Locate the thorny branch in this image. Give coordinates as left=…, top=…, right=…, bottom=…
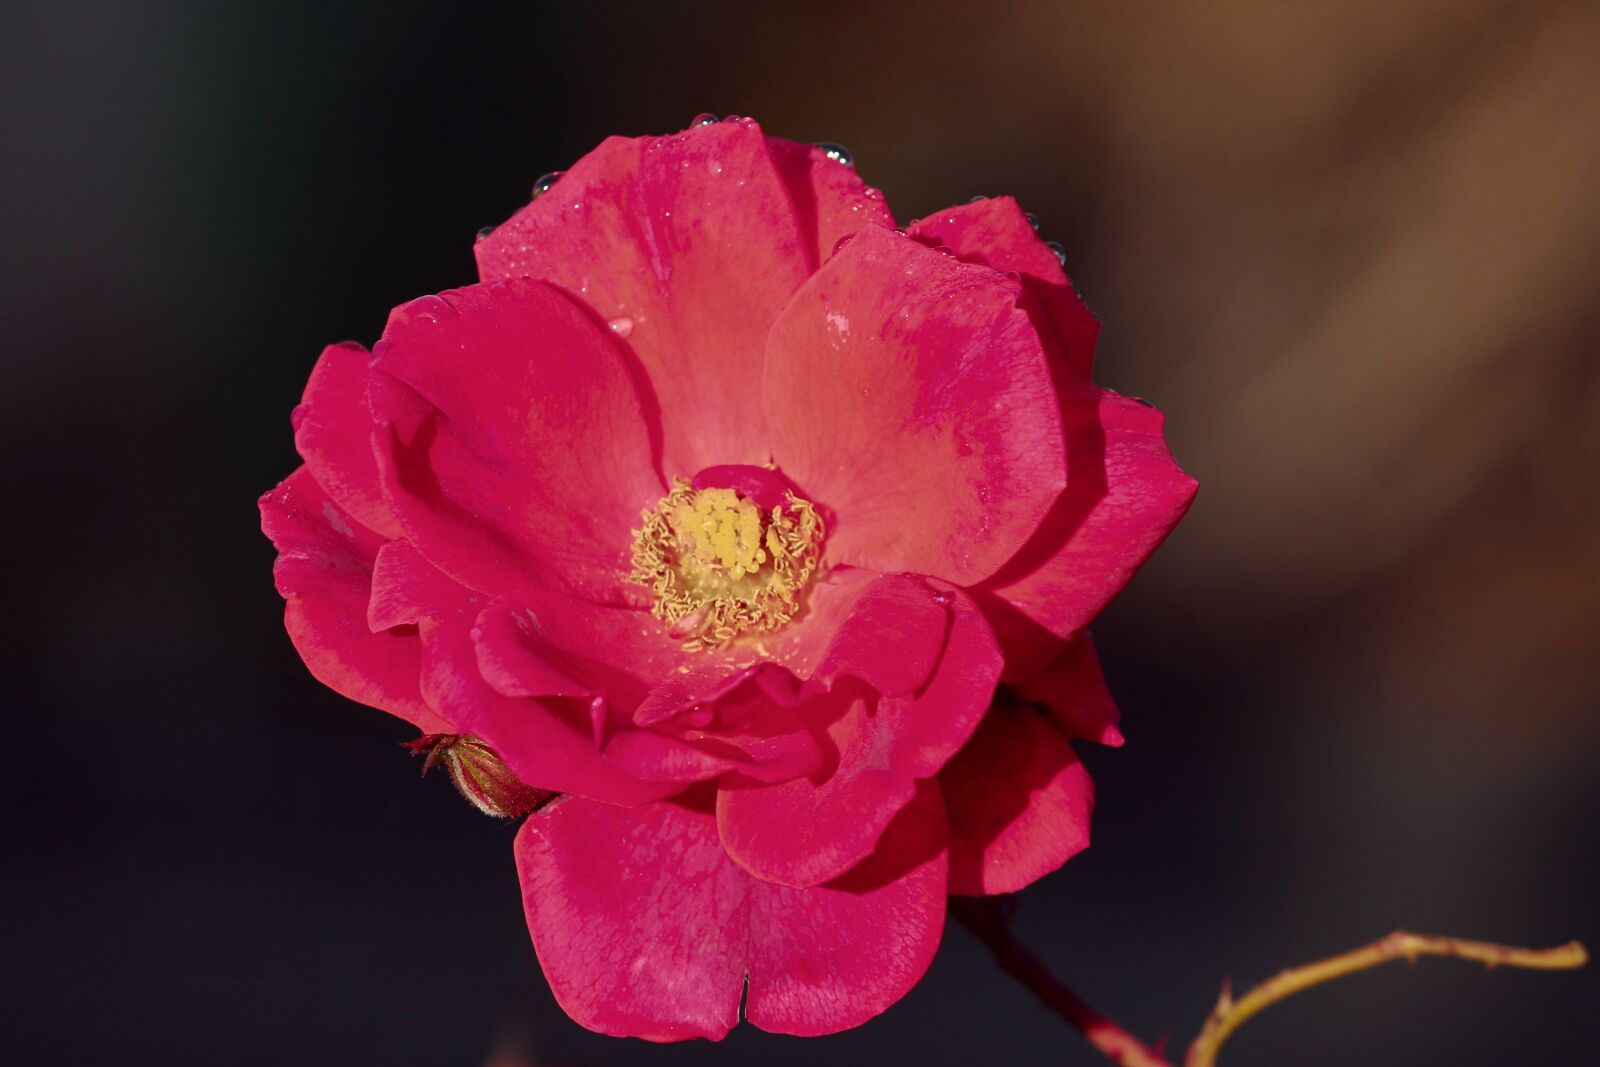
left=952, top=896, right=1587, bottom=1067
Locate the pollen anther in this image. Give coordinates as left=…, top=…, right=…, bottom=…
left=629, top=479, right=824, bottom=651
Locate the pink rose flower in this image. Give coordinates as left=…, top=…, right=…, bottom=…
left=260, top=118, right=1195, bottom=1041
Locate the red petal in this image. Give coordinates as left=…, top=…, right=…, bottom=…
left=367, top=541, right=670, bottom=805
left=908, top=197, right=1100, bottom=376
left=764, top=225, right=1067, bottom=585
left=983, top=390, right=1198, bottom=677
left=514, top=782, right=947, bottom=1040
left=291, top=341, right=401, bottom=539
left=717, top=581, right=1001, bottom=887
left=427, top=616, right=671, bottom=807
left=259, top=468, right=444, bottom=732
left=369, top=278, right=664, bottom=600
left=1013, top=632, right=1124, bottom=747
left=475, top=121, right=817, bottom=474
left=766, top=138, right=896, bottom=269
left=366, top=539, right=476, bottom=633
left=472, top=571, right=981, bottom=803
left=941, top=694, right=1094, bottom=896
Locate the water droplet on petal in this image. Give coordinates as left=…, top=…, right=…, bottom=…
left=815, top=142, right=853, bottom=167
left=475, top=225, right=495, bottom=243
left=1045, top=240, right=1068, bottom=267
left=831, top=233, right=857, bottom=256
left=932, top=590, right=951, bottom=604
left=608, top=316, right=634, bottom=338
left=532, top=171, right=563, bottom=199
left=722, top=114, right=743, bottom=123
left=690, top=112, right=718, bottom=127
left=967, top=194, right=989, bottom=204
left=1024, top=212, right=1041, bottom=231
left=1130, top=395, right=1155, bottom=408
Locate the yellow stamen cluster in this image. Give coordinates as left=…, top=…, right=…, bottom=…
left=630, top=479, right=824, bottom=651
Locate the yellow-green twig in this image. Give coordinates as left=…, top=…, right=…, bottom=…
left=1183, top=931, right=1587, bottom=1067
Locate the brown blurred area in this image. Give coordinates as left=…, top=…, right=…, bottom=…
left=4, top=2, right=1595, bottom=1065
left=717, top=0, right=1600, bottom=771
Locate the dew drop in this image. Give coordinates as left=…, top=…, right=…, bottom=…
left=608, top=316, right=635, bottom=338
left=690, top=112, right=718, bottom=127
left=1045, top=240, right=1068, bottom=267
left=1024, top=211, right=1041, bottom=232
left=815, top=142, right=853, bottom=167
left=722, top=114, right=743, bottom=123
left=831, top=233, right=857, bottom=256
left=932, top=590, right=952, bottom=604
left=475, top=225, right=495, bottom=243
left=531, top=171, right=563, bottom=199
left=968, top=195, right=990, bottom=204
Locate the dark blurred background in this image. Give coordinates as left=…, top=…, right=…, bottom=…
left=4, top=2, right=1596, bottom=1064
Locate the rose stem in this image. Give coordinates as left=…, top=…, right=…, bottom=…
left=1182, top=931, right=1587, bottom=1067
left=949, top=896, right=1174, bottom=1067
left=953, top=898, right=1585, bottom=1067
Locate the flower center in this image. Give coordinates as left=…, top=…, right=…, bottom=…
left=629, top=467, right=824, bottom=652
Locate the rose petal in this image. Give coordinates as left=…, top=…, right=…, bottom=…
left=766, top=138, right=896, bottom=269
left=291, top=341, right=401, bottom=539
left=1012, top=632, right=1124, bottom=747
left=259, top=468, right=443, bottom=732
left=424, top=615, right=672, bottom=807
left=367, top=541, right=669, bottom=805
left=908, top=196, right=1100, bottom=376
left=369, top=278, right=665, bottom=600
left=514, top=781, right=947, bottom=1040
left=764, top=225, right=1067, bottom=585
left=475, top=120, right=817, bottom=474
left=472, top=571, right=969, bottom=798
left=940, top=693, right=1094, bottom=895
left=469, top=542, right=962, bottom=721
left=982, top=389, right=1197, bottom=677
left=366, top=539, right=476, bottom=633
left=717, top=581, right=1001, bottom=888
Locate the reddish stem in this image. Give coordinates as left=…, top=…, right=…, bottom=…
left=951, top=897, right=1173, bottom=1067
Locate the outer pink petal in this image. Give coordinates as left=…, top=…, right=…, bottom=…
left=514, top=782, right=947, bottom=1040
left=764, top=225, right=1067, bottom=585
left=259, top=467, right=444, bottom=732
left=369, top=278, right=664, bottom=600
left=291, top=341, right=401, bottom=539
left=475, top=120, right=816, bottom=474
left=765, top=138, right=896, bottom=269
left=717, top=581, right=1001, bottom=888
left=982, top=389, right=1198, bottom=678
left=1012, top=632, right=1124, bottom=747
left=940, top=694, right=1094, bottom=896
left=907, top=196, right=1100, bottom=376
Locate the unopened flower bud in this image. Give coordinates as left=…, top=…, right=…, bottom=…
left=405, top=734, right=553, bottom=818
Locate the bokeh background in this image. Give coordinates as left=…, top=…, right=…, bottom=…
left=4, top=2, right=1596, bottom=1064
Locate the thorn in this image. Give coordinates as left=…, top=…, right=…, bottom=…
left=1215, top=977, right=1234, bottom=1013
